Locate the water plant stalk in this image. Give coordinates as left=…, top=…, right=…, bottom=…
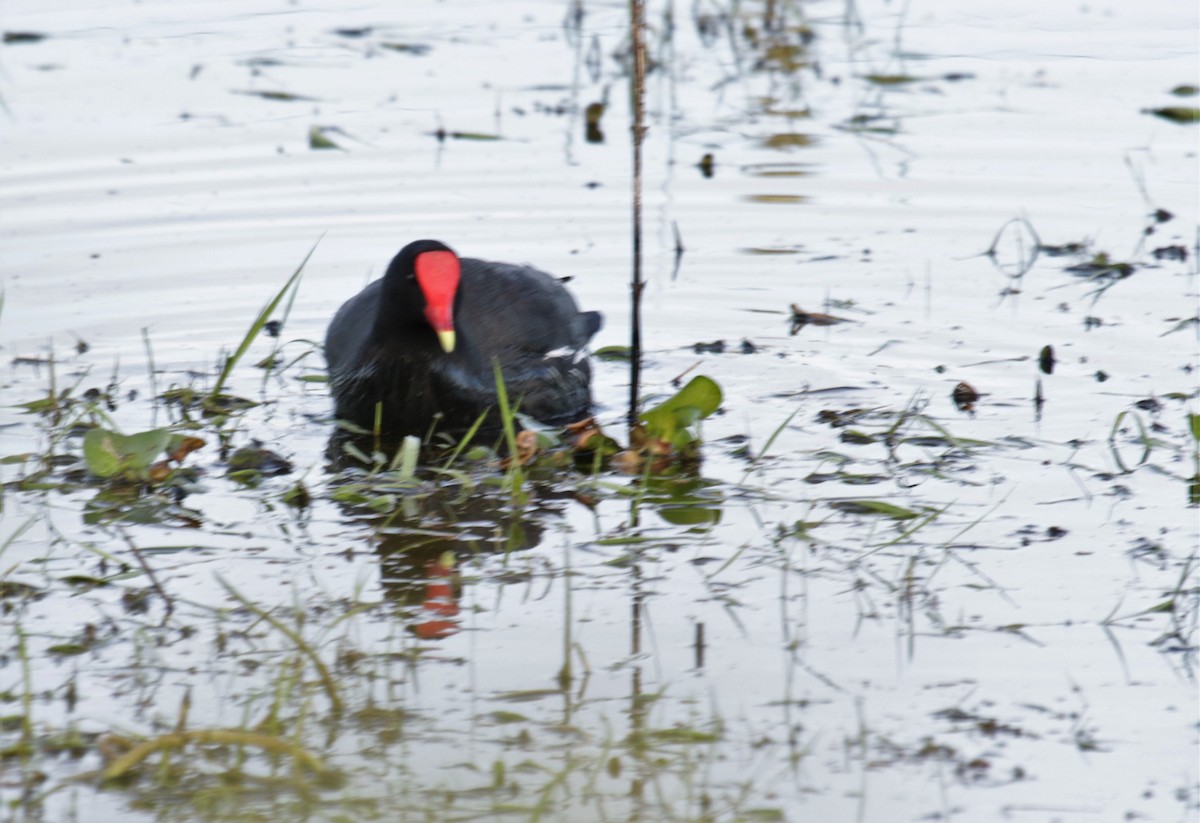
left=627, top=0, right=647, bottom=428
left=217, top=575, right=344, bottom=716
left=210, top=238, right=318, bottom=402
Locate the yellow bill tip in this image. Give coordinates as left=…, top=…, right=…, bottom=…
left=437, top=329, right=456, bottom=353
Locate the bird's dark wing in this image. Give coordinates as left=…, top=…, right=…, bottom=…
left=456, top=258, right=600, bottom=360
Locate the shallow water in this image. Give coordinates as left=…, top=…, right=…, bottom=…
left=1, top=1, right=1198, bottom=821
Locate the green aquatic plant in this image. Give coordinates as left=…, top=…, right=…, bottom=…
left=217, top=575, right=345, bottom=716
left=82, top=427, right=203, bottom=484
left=209, top=238, right=317, bottom=405
left=492, top=359, right=526, bottom=503
left=1188, top=412, right=1199, bottom=505
left=638, top=375, right=723, bottom=453
left=308, top=125, right=341, bottom=149
left=1143, top=106, right=1200, bottom=124
left=102, top=727, right=326, bottom=782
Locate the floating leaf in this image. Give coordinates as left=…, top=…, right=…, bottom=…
left=61, top=575, right=109, bottom=588
left=0, top=453, right=36, bottom=465
left=640, top=376, right=723, bottom=449
left=742, top=246, right=802, bottom=255
left=565, top=417, right=621, bottom=456
left=123, top=430, right=174, bottom=467
left=3, top=31, right=47, bottom=44
left=281, top=480, right=311, bottom=508
left=863, top=73, right=918, bottom=85
left=309, top=125, right=340, bottom=150
left=1038, top=345, right=1055, bottom=375
left=761, top=43, right=807, bottom=73
left=47, top=643, right=90, bottom=656
left=743, top=163, right=813, bottom=178
left=447, top=131, right=501, bottom=141
left=1143, top=107, right=1200, bottom=124
left=227, top=445, right=292, bottom=475
left=745, top=194, right=807, bottom=205
left=789, top=304, right=850, bottom=333
left=642, top=727, right=721, bottom=744
left=593, top=345, right=631, bottom=362
left=83, top=428, right=172, bottom=479
left=761, top=133, right=814, bottom=150
left=494, top=689, right=562, bottom=703
left=837, top=114, right=900, bottom=135
left=0, top=581, right=44, bottom=601
left=235, top=89, right=318, bottom=102
left=489, top=711, right=529, bottom=724
left=830, top=500, right=920, bottom=519
left=167, top=436, right=205, bottom=463
left=585, top=101, right=605, bottom=143
left=381, top=42, right=432, bottom=55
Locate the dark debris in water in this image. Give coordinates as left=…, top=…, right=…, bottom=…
left=227, top=443, right=293, bottom=476
left=952, top=382, right=980, bottom=412
left=789, top=304, right=852, bottom=334
left=690, top=339, right=758, bottom=355
left=1038, top=345, right=1055, bottom=376
left=380, top=42, right=432, bottom=56
left=3, top=31, right=47, bottom=44
left=432, top=128, right=502, bottom=142
left=1038, top=241, right=1088, bottom=257
left=234, top=89, right=319, bottom=103
left=585, top=101, right=605, bottom=143
left=1151, top=244, right=1188, bottom=261
left=1063, top=253, right=1135, bottom=282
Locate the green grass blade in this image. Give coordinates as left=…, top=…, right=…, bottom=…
left=492, top=360, right=524, bottom=501
left=217, top=575, right=343, bottom=715
left=211, top=237, right=321, bottom=400
left=442, top=409, right=490, bottom=469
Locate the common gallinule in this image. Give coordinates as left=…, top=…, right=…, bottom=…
left=325, top=240, right=602, bottom=437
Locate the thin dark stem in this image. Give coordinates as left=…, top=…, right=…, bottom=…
left=120, top=527, right=174, bottom=625
left=628, top=0, right=647, bottom=428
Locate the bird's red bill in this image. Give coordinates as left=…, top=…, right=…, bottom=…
left=414, top=250, right=461, bottom=334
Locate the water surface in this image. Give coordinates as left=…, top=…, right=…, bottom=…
left=1, top=1, right=1197, bottom=821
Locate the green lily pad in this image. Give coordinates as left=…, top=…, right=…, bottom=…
left=83, top=428, right=172, bottom=479
left=640, top=376, right=723, bottom=448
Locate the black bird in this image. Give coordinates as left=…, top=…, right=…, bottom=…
left=325, top=239, right=602, bottom=437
